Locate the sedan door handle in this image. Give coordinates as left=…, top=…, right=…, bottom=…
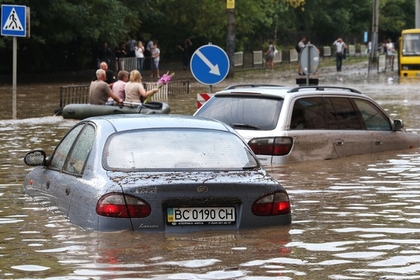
left=335, top=140, right=344, bottom=146
left=374, top=141, right=383, bottom=146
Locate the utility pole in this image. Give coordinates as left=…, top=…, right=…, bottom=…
left=417, top=0, right=420, bottom=28
left=369, top=0, right=379, bottom=72
left=226, top=0, right=235, bottom=78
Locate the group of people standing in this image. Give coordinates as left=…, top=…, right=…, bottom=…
left=96, top=37, right=193, bottom=80
left=96, top=39, right=161, bottom=77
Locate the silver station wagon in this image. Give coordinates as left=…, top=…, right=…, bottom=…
left=23, top=114, right=291, bottom=232
left=194, top=85, right=420, bottom=166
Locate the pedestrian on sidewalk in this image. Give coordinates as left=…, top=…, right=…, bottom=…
left=151, top=42, right=160, bottom=78
left=178, top=38, right=192, bottom=70
left=264, top=41, right=276, bottom=70
left=297, top=36, right=306, bottom=75
left=333, top=38, right=347, bottom=72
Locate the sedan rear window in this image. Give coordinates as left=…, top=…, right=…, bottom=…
left=104, top=129, right=259, bottom=171
left=196, top=96, right=283, bottom=130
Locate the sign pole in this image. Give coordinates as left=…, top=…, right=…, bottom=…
left=1, top=4, right=28, bottom=119
left=226, top=0, right=235, bottom=78
left=12, top=36, right=17, bottom=119
left=306, top=45, right=311, bottom=86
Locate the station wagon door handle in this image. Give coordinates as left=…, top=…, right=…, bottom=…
left=374, top=141, right=383, bottom=145
left=334, top=140, right=344, bottom=146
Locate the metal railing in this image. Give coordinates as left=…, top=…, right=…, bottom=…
left=59, top=85, right=90, bottom=109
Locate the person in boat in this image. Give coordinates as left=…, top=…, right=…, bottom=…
left=125, top=70, right=158, bottom=103
left=106, top=70, right=128, bottom=104
left=89, top=69, right=123, bottom=105
left=93, top=62, right=116, bottom=88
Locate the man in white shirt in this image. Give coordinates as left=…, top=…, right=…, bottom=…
left=333, top=38, right=347, bottom=72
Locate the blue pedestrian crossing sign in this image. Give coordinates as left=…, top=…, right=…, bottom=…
left=190, top=45, right=230, bottom=85
left=1, top=5, right=26, bottom=37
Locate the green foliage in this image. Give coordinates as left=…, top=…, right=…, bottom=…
left=0, top=0, right=415, bottom=73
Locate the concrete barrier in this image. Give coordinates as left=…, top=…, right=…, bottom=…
left=323, top=46, right=331, bottom=58
left=253, top=51, right=264, bottom=67
left=348, top=45, right=356, bottom=57
left=274, top=50, right=282, bottom=64
left=290, top=49, right=298, bottom=62
left=234, top=52, right=244, bottom=67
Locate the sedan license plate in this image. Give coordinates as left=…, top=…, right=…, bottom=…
left=167, top=207, right=236, bottom=225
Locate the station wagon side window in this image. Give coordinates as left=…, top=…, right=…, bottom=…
left=291, top=97, right=367, bottom=130
left=325, top=97, right=363, bottom=130
left=353, top=99, right=392, bottom=131
left=290, top=97, right=324, bottom=129
left=49, top=123, right=95, bottom=175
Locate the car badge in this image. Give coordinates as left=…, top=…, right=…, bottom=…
left=197, top=186, right=208, bottom=193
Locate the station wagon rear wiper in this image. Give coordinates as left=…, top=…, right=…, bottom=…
left=230, top=123, right=260, bottom=130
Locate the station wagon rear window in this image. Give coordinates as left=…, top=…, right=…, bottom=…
left=104, top=129, right=259, bottom=171
left=196, top=96, right=284, bottom=130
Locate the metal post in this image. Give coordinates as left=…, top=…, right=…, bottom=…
left=226, top=7, right=235, bottom=78
left=416, top=0, right=420, bottom=28
left=369, top=0, right=379, bottom=74
left=12, top=36, right=17, bottom=119
left=305, top=45, right=312, bottom=86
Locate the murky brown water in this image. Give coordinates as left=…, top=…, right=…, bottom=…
left=1, top=63, right=420, bottom=279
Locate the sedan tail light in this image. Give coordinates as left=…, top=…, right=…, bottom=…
left=252, top=192, right=290, bottom=216
left=248, top=137, right=293, bottom=156
left=96, top=193, right=151, bottom=218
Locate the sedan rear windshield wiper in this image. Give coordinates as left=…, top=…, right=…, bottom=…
left=230, top=123, right=260, bottom=130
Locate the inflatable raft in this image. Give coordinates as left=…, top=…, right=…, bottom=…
left=62, top=101, right=171, bottom=120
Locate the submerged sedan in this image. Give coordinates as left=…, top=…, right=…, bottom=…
left=23, top=114, right=291, bottom=232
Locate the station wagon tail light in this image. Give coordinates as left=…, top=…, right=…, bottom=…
left=248, top=137, right=293, bottom=156
left=252, top=192, right=290, bottom=216
left=96, top=193, right=151, bottom=218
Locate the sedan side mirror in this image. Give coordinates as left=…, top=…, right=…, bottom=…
left=393, top=119, right=404, bottom=131
left=24, top=150, right=47, bottom=166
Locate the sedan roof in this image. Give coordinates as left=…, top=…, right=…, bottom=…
left=85, top=114, right=234, bottom=132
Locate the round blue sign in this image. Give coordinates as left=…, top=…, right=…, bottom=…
left=190, top=45, right=230, bottom=85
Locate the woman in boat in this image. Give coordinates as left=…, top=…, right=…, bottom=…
left=125, top=70, right=158, bottom=103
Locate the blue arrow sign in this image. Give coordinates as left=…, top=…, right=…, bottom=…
left=1, top=5, right=26, bottom=37
left=190, top=45, right=230, bottom=85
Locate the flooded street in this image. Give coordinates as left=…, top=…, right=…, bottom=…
left=1, top=62, right=420, bottom=279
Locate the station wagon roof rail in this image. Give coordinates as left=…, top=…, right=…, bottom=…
left=288, top=86, right=362, bottom=94
left=224, top=84, right=285, bottom=90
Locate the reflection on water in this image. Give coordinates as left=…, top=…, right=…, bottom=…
left=1, top=70, right=420, bottom=278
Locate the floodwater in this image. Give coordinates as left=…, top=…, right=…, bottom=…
left=1, top=62, right=420, bottom=279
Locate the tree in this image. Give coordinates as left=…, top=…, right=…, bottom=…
left=0, top=0, right=415, bottom=73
